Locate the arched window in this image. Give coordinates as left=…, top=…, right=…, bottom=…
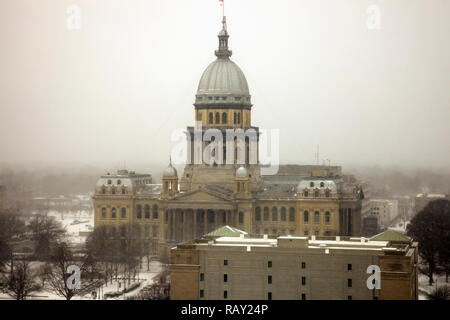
left=304, top=191, right=309, bottom=197
left=145, top=205, right=150, bottom=219
left=255, top=207, right=261, bottom=221
left=264, top=207, right=269, bottom=221
left=112, top=188, right=116, bottom=195
left=121, top=208, right=126, bottom=219
left=222, top=112, right=227, bottom=124
left=101, top=208, right=106, bottom=219
left=111, top=208, right=117, bottom=219
left=304, top=211, right=309, bottom=223
left=101, top=187, right=106, bottom=194
left=325, top=190, right=330, bottom=198
left=117, top=180, right=122, bottom=185
left=320, top=182, right=325, bottom=188
left=209, top=112, right=214, bottom=124
left=215, top=112, right=220, bottom=124
left=310, top=182, right=314, bottom=187
left=137, top=205, right=142, bottom=219
left=153, top=205, right=159, bottom=219
left=325, top=212, right=330, bottom=224
left=239, top=212, right=244, bottom=224
left=281, top=207, right=286, bottom=221
left=314, top=211, right=320, bottom=224
left=272, top=207, right=278, bottom=221
left=314, top=190, right=319, bottom=197
left=122, top=188, right=126, bottom=195
left=289, top=207, right=295, bottom=222
left=108, top=180, right=112, bottom=185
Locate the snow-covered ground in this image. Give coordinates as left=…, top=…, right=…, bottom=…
left=387, top=221, right=410, bottom=234
left=418, top=273, right=449, bottom=300
left=46, top=210, right=94, bottom=244
left=0, top=260, right=163, bottom=300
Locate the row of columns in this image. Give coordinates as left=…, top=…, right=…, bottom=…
left=166, top=209, right=235, bottom=242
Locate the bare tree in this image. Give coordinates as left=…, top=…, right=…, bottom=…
left=1, top=260, right=41, bottom=300
left=28, top=215, right=66, bottom=260
left=0, top=209, right=26, bottom=274
left=45, top=242, right=85, bottom=300
left=426, top=285, right=450, bottom=300
left=407, top=199, right=450, bottom=285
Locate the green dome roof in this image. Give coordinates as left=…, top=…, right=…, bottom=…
left=370, top=230, right=411, bottom=243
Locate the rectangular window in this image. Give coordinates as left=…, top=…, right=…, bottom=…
left=301, top=294, right=306, bottom=300
left=268, top=261, right=272, bottom=268
left=268, top=276, right=272, bottom=284
left=301, top=262, right=306, bottom=269
left=348, top=279, right=352, bottom=288
left=302, top=277, right=306, bottom=285
left=224, top=274, right=228, bottom=283
left=268, top=292, right=272, bottom=300
left=348, top=296, right=352, bottom=300
left=224, top=260, right=228, bottom=266
left=200, top=273, right=204, bottom=281
left=200, top=290, right=204, bottom=298
left=348, top=264, right=352, bottom=271
left=224, top=291, right=228, bottom=299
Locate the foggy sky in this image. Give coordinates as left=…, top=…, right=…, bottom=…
left=0, top=0, right=449, bottom=172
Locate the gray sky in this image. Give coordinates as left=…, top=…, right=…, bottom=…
left=0, top=0, right=449, bottom=172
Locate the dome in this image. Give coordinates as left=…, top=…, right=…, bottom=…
left=194, top=17, right=251, bottom=106
left=236, top=166, right=249, bottom=178
left=163, top=165, right=178, bottom=178
left=197, top=58, right=250, bottom=98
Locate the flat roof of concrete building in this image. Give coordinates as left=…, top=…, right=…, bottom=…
left=187, top=235, right=405, bottom=254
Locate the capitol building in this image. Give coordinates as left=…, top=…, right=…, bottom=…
left=93, top=17, right=365, bottom=257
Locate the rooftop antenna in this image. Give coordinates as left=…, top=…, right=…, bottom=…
left=315, top=145, right=320, bottom=165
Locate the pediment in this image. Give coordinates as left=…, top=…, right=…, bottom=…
left=172, top=188, right=231, bottom=203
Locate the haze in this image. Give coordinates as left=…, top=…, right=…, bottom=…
left=0, top=0, right=449, bottom=172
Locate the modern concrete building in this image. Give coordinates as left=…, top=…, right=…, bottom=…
left=170, top=230, right=418, bottom=300
left=369, top=199, right=398, bottom=228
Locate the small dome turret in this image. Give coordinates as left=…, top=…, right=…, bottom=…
left=163, top=158, right=178, bottom=178
left=236, top=166, right=249, bottom=178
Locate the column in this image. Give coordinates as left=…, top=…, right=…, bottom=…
left=203, top=210, right=207, bottom=235
left=172, top=210, right=176, bottom=241
left=193, top=210, right=197, bottom=239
